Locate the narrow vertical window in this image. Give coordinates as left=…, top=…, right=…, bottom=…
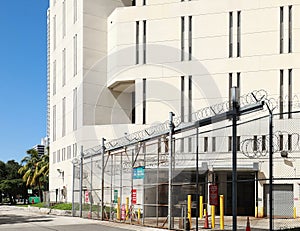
left=143, top=0, right=146, bottom=5
left=237, top=72, right=241, bottom=88
left=188, top=76, right=192, bottom=122
left=204, top=137, right=208, bottom=152
left=73, top=143, right=77, bottom=157
left=181, top=76, right=185, bottom=122
left=280, top=69, right=284, bottom=119
left=53, top=60, right=56, bottom=95
left=67, top=145, right=71, bottom=159
left=132, top=0, right=136, bottom=6
left=181, top=16, right=185, bottom=61
left=288, top=6, right=292, bottom=53
left=212, top=137, right=216, bottom=152
left=53, top=105, right=56, bottom=142
left=57, top=150, right=60, bottom=163
left=158, top=138, right=161, bottom=154
left=229, top=73, right=233, bottom=108
left=280, top=7, right=284, bottom=54
left=229, top=12, right=233, bottom=57
left=188, top=16, right=192, bottom=60
left=136, top=21, right=139, bottom=64
left=279, top=134, right=283, bottom=150
left=131, top=92, right=136, bottom=124
left=62, top=97, right=66, bottom=137
left=62, top=48, right=66, bottom=86
left=62, top=0, right=66, bottom=38
left=288, top=134, right=292, bottom=151
left=73, top=88, right=77, bottom=130
left=73, top=0, right=77, bottom=23
left=237, top=11, right=241, bottom=57
left=253, top=135, right=258, bottom=151
left=262, top=135, right=266, bottom=151
left=288, top=69, right=292, bottom=118
left=73, top=34, right=77, bottom=76
left=142, top=78, right=146, bottom=124
left=143, top=20, right=146, bottom=64
left=188, top=138, right=192, bottom=153
left=62, top=148, right=66, bottom=161
left=53, top=15, right=56, bottom=50
left=228, top=136, right=232, bottom=152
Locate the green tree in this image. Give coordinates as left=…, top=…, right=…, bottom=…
left=18, top=149, right=49, bottom=201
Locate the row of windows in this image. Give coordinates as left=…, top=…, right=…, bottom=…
left=133, top=6, right=294, bottom=65
left=52, top=0, right=77, bottom=51
left=53, top=143, right=77, bottom=164
left=52, top=88, right=77, bottom=141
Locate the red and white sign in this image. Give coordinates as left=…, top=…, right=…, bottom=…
left=209, top=184, right=218, bottom=206
left=132, top=189, right=137, bottom=204
left=85, top=191, right=89, bottom=203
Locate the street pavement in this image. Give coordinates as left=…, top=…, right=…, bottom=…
left=0, top=206, right=162, bottom=231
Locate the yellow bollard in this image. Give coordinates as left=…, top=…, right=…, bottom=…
left=188, top=195, right=192, bottom=227
left=211, top=205, right=215, bottom=228
left=117, top=197, right=121, bottom=220
left=255, top=206, right=258, bottom=218
left=220, top=195, right=224, bottom=230
left=138, top=208, right=141, bottom=223
left=200, top=196, right=203, bottom=219
left=294, top=207, right=297, bottom=219
left=260, top=207, right=264, bottom=218
left=126, top=197, right=129, bottom=220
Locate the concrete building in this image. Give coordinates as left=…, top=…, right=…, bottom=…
left=47, top=0, right=300, bottom=218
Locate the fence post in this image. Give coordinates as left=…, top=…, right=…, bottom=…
left=168, top=112, right=175, bottom=230
left=79, top=146, right=84, bottom=218
left=101, top=138, right=106, bottom=220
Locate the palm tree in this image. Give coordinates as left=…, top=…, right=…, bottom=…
left=18, top=149, right=49, bottom=201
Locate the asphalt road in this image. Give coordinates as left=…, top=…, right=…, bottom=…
left=0, top=206, right=160, bottom=231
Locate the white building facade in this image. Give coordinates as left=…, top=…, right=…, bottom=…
left=48, top=0, right=300, bottom=218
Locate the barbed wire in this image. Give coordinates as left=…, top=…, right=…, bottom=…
left=241, top=131, right=300, bottom=159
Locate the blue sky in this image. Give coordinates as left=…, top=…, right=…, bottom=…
left=0, top=1, right=49, bottom=163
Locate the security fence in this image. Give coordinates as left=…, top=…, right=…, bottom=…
left=71, top=90, right=300, bottom=231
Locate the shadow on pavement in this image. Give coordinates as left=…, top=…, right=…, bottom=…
left=0, top=214, right=53, bottom=225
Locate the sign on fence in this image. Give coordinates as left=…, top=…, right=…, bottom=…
left=209, top=184, right=218, bottom=206
left=132, top=189, right=137, bottom=204
left=133, top=166, right=145, bottom=179
left=114, top=190, right=118, bottom=203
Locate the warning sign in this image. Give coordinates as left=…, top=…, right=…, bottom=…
left=209, top=184, right=218, bottom=206
left=132, top=189, right=137, bottom=204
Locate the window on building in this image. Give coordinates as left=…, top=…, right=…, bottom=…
left=62, top=97, right=66, bottom=137
left=53, top=60, right=56, bottom=95
left=132, top=0, right=136, bottom=6
left=237, top=11, right=241, bottom=57
left=53, top=105, right=56, bottom=142
left=62, top=48, right=66, bottom=87
left=73, top=0, right=77, bottom=23
left=53, top=15, right=56, bottom=50
left=279, top=134, right=283, bottom=150
left=280, top=6, right=284, bottom=54
left=288, top=6, right=292, bottom=53
left=143, top=0, right=146, bottom=5
left=212, top=137, right=216, bottom=152
left=229, top=12, right=233, bottom=57
left=131, top=92, right=136, bottom=124
left=73, top=34, right=77, bottom=76
left=143, top=20, right=147, bottom=64
left=288, top=134, right=292, bottom=151
left=62, top=0, right=66, bottom=38
left=253, top=135, right=258, bottom=151
left=228, top=136, right=232, bottom=152
left=67, top=145, right=71, bottom=159
left=158, top=138, right=161, bottom=153
left=181, top=16, right=185, bottom=61
left=262, top=135, right=266, bottom=151
left=180, top=138, right=184, bottom=153
left=57, top=149, right=61, bottom=163
left=188, top=137, right=192, bottom=152
left=136, top=21, right=139, bottom=64
left=73, top=88, right=77, bottom=130
left=188, top=16, right=192, bottom=60
left=188, top=76, right=192, bottom=122
left=204, top=137, right=208, bottom=152
left=143, top=78, right=146, bottom=124
left=181, top=76, right=185, bottom=122
left=62, top=148, right=66, bottom=161
left=288, top=69, right=292, bottom=118
left=280, top=69, right=284, bottom=119
left=73, top=143, right=77, bottom=157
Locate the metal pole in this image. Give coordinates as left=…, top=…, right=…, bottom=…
left=131, top=149, right=134, bottom=224
left=90, top=153, right=93, bottom=218
left=72, top=161, right=75, bottom=216
left=231, top=87, right=239, bottom=231
left=79, top=146, right=84, bottom=218
left=120, top=149, right=123, bottom=221
left=110, top=153, right=113, bottom=221
left=101, top=138, right=106, bottom=220
left=168, top=112, right=175, bottom=230
left=269, top=112, right=273, bottom=231
left=196, top=127, right=199, bottom=231
left=156, top=139, right=159, bottom=227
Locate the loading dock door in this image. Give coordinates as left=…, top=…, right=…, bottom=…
left=264, top=184, right=293, bottom=217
